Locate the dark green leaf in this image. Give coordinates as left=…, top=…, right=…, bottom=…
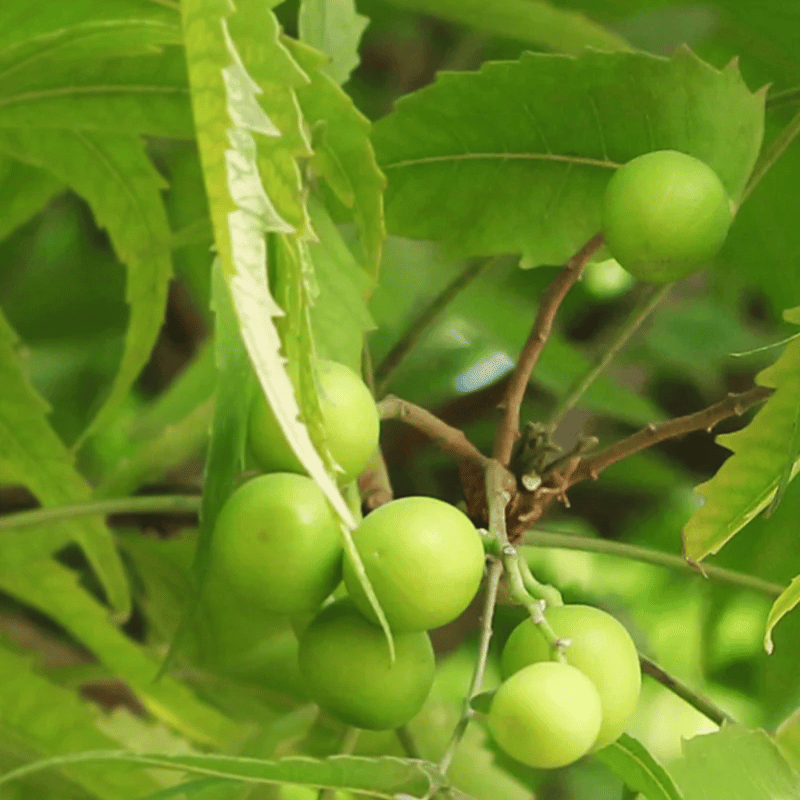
left=595, top=734, right=683, bottom=800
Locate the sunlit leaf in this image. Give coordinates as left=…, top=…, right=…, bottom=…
left=764, top=575, right=800, bottom=654
left=595, top=734, right=683, bottom=800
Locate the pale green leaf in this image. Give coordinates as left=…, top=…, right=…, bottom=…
left=595, top=734, right=683, bottom=800
left=288, top=37, right=385, bottom=274
left=777, top=706, right=800, bottom=772
left=683, top=336, right=800, bottom=562
left=0, top=646, right=159, bottom=800
left=764, top=575, right=800, bottom=654
left=0, top=310, right=130, bottom=618
left=0, top=129, right=173, bottom=445
left=0, top=751, right=438, bottom=799
left=373, top=49, right=763, bottom=264
left=299, top=0, right=369, bottom=85
left=0, top=558, right=241, bottom=747
left=380, top=0, right=631, bottom=54
left=673, top=726, right=800, bottom=800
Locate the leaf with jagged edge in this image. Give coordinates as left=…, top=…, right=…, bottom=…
left=0, top=750, right=440, bottom=799
left=764, top=575, right=800, bottom=654
left=683, top=309, right=800, bottom=563
left=287, top=36, right=385, bottom=276
left=0, top=309, right=130, bottom=620
left=0, top=129, right=173, bottom=447
left=299, top=0, right=369, bottom=85
left=0, top=155, right=63, bottom=242
left=181, top=0, right=394, bottom=653
left=372, top=48, right=763, bottom=265
left=0, top=645, right=160, bottom=799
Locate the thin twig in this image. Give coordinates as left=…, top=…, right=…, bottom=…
left=523, top=529, right=784, bottom=597
left=569, top=386, right=773, bottom=486
left=547, top=283, right=672, bottom=433
left=378, top=395, right=490, bottom=468
left=494, top=233, right=605, bottom=466
left=640, top=655, right=735, bottom=727
left=374, top=256, right=499, bottom=397
left=357, top=448, right=394, bottom=511
left=437, top=557, right=504, bottom=776
left=0, top=494, right=202, bottom=531
left=740, top=106, right=800, bottom=206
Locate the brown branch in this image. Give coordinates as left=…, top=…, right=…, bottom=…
left=357, top=449, right=394, bottom=511
left=569, top=386, right=773, bottom=486
left=493, top=233, right=605, bottom=466
left=378, top=395, right=490, bottom=469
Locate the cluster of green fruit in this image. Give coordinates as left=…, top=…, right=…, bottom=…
left=488, top=605, right=641, bottom=769
left=210, top=359, right=486, bottom=731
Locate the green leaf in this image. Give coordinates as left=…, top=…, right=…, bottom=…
left=683, top=335, right=800, bottom=562
left=764, top=575, right=800, bottom=654
left=673, top=726, right=800, bottom=800
left=0, top=646, right=160, bottom=799
left=0, top=558, right=241, bottom=747
left=378, top=0, right=631, bottom=54
left=373, top=48, right=763, bottom=264
left=594, top=734, right=683, bottom=800
left=307, top=195, right=375, bottom=372
left=287, top=37, right=386, bottom=275
left=0, top=156, right=63, bottom=242
left=0, top=48, right=193, bottom=138
left=299, top=0, right=369, bottom=85
left=0, top=1, right=180, bottom=62
left=0, top=309, right=130, bottom=619
left=0, top=751, right=437, bottom=799
left=0, top=129, right=173, bottom=445
left=777, top=706, right=800, bottom=772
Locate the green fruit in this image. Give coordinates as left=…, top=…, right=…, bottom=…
left=501, top=604, right=641, bottom=749
left=601, top=150, right=732, bottom=283
left=488, top=662, right=603, bottom=769
left=211, top=473, right=342, bottom=614
left=343, top=496, right=485, bottom=632
left=298, top=599, right=435, bottom=730
left=249, top=360, right=380, bottom=484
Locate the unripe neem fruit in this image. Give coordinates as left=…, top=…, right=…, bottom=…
left=343, top=496, right=486, bottom=632
left=501, top=604, right=641, bottom=749
left=211, top=473, right=342, bottom=614
left=488, top=661, right=603, bottom=769
left=601, top=150, right=732, bottom=283
left=298, top=599, right=435, bottom=730
left=249, top=360, right=380, bottom=484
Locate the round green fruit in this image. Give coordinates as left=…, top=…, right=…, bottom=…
left=501, top=604, right=641, bottom=749
left=249, top=360, right=380, bottom=484
left=343, top=496, right=485, bottom=632
left=297, top=599, right=435, bottom=730
left=601, top=150, right=732, bottom=283
left=211, top=473, right=342, bottom=614
left=488, top=662, right=603, bottom=769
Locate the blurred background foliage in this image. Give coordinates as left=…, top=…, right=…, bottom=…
left=1, top=0, right=799, bottom=797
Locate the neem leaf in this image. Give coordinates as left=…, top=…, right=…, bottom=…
left=764, top=575, right=800, bottom=654
left=373, top=48, right=763, bottom=264
left=594, top=734, right=683, bottom=800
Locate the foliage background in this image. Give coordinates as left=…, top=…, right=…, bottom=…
left=1, top=0, right=800, bottom=798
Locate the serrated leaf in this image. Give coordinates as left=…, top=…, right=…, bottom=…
left=373, top=49, right=763, bottom=264
left=673, top=726, right=800, bottom=800
left=0, top=155, right=63, bottom=241
left=0, top=48, right=193, bottom=137
left=683, top=336, right=800, bottom=562
left=0, top=751, right=438, bottom=799
left=764, top=575, right=800, bottom=654
left=0, top=646, right=160, bottom=799
left=0, top=558, right=241, bottom=747
left=380, top=0, right=631, bottom=54
left=287, top=37, right=385, bottom=275
left=594, top=734, right=683, bottom=800
left=0, top=309, right=130, bottom=618
left=299, top=0, right=369, bottom=85
left=0, top=129, right=173, bottom=446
